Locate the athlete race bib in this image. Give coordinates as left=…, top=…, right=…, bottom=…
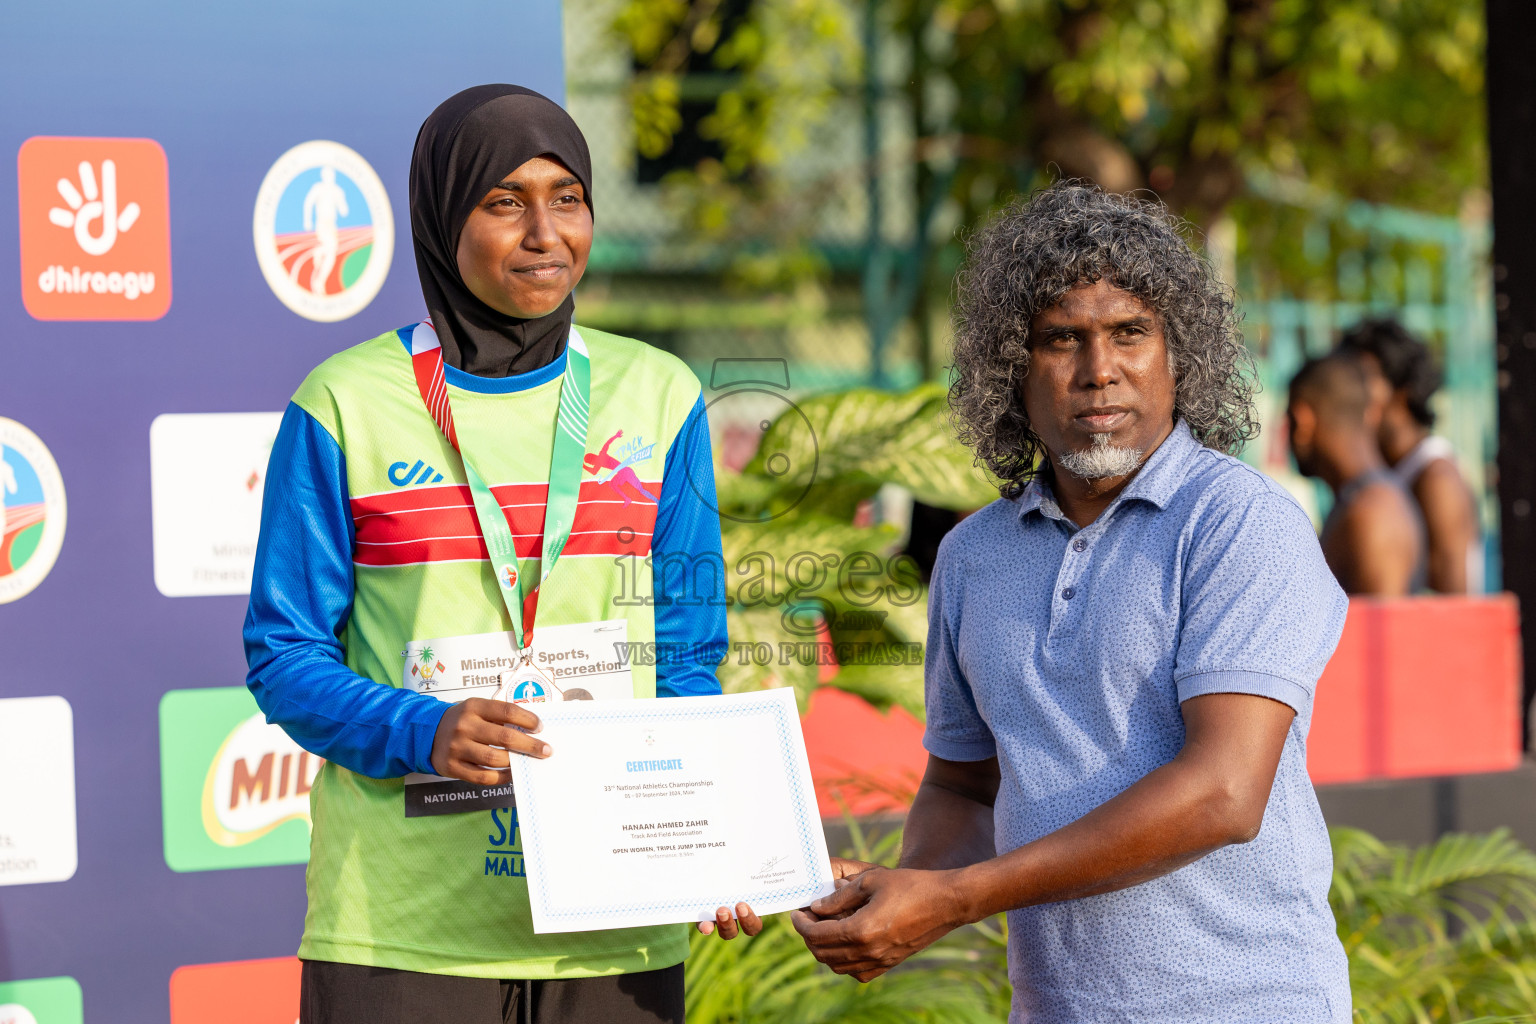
left=402, top=620, right=633, bottom=817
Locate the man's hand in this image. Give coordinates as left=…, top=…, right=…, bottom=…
left=696, top=902, right=763, bottom=940
left=832, top=856, right=878, bottom=880
left=790, top=867, right=966, bottom=982
left=813, top=856, right=880, bottom=918
left=430, top=698, right=549, bottom=784
left=692, top=858, right=876, bottom=942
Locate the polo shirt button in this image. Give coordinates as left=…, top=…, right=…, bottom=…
left=1072, top=538, right=1087, bottom=552
left=1062, top=586, right=1076, bottom=600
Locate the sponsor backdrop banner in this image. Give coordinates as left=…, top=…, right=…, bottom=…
left=0, top=3, right=566, bottom=1020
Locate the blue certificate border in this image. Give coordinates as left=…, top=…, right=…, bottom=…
left=521, top=694, right=827, bottom=922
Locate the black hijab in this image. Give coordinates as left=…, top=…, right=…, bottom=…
left=409, top=84, right=594, bottom=377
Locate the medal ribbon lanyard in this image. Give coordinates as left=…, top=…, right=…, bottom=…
left=408, top=319, right=591, bottom=657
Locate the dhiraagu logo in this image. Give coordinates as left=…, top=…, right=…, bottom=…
left=160, top=687, right=322, bottom=872
left=17, top=136, right=172, bottom=321
left=0, top=977, right=82, bottom=1024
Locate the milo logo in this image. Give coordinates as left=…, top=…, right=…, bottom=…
left=160, top=687, right=320, bottom=872
left=201, top=713, right=323, bottom=846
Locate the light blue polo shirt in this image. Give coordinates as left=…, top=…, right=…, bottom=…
left=925, top=420, right=1351, bottom=1023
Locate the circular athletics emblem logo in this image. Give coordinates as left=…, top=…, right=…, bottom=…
left=252, top=140, right=394, bottom=323
left=511, top=679, right=547, bottom=705
left=499, top=562, right=519, bottom=590
left=0, top=417, right=67, bottom=604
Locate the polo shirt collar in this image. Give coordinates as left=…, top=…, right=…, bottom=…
left=1118, top=419, right=1198, bottom=510
left=1016, top=419, right=1197, bottom=521
left=1016, top=478, right=1062, bottom=521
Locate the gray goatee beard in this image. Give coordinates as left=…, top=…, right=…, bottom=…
left=1056, top=433, right=1145, bottom=480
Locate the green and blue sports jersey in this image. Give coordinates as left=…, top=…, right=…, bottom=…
left=242, top=324, right=725, bottom=978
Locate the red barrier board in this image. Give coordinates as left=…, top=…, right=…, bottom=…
left=801, top=596, right=1525, bottom=813
left=169, top=957, right=300, bottom=1024
left=802, top=688, right=928, bottom=817
left=1306, top=595, right=1523, bottom=783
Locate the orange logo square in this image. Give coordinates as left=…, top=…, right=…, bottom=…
left=17, top=136, right=172, bottom=320
left=169, top=957, right=300, bottom=1024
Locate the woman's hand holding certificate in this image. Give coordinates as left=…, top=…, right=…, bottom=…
left=430, top=697, right=551, bottom=784
left=508, top=688, right=837, bottom=934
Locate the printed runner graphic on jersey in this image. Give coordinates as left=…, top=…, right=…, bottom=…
left=584, top=429, right=660, bottom=508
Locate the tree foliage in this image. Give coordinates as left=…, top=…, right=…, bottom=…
left=611, top=0, right=1486, bottom=246
left=613, top=0, right=861, bottom=282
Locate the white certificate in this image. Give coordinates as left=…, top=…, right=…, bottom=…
left=510, top=688, right=836, bottom=933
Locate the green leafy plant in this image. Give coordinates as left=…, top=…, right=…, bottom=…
left=732, top=384, right=999, bottom=514
left=1333, top=827, right=1536, bottom=1024
left=714, top=382, right=996, bottom=716
left=685, top=810, right=1009, bottom=1023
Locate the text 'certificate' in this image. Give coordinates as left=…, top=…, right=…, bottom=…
left=510, top=688, right=836, bottom=933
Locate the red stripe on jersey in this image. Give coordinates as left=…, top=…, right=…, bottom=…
left=351, top=479, right=661, bottom=566
left=351, top=480, right=657, bottom=517
left=353, top=529, right=655, bottom=567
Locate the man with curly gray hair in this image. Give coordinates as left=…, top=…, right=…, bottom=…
left=795, top=184, right=1352, bottom=1022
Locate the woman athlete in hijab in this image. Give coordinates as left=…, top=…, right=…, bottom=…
left=245, top=85, right=751, bottom=1024
left=409, top=84, right=590, bottom=377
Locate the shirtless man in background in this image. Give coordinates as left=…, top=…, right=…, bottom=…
left=1337, top=318, right=1482, bottom=593
left=1288, top=354, right=1425, bottom=596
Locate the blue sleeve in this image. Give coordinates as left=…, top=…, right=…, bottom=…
left=243, top=402, right=448, bottom=778
left=1173, top=491, right=1349, bottom=734
left=921, top=530, right=997, bottom=761
left=651, top=393, right=728, bottom=698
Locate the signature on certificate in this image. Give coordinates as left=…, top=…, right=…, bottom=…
left=759, top=854, right=788, bottom=873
